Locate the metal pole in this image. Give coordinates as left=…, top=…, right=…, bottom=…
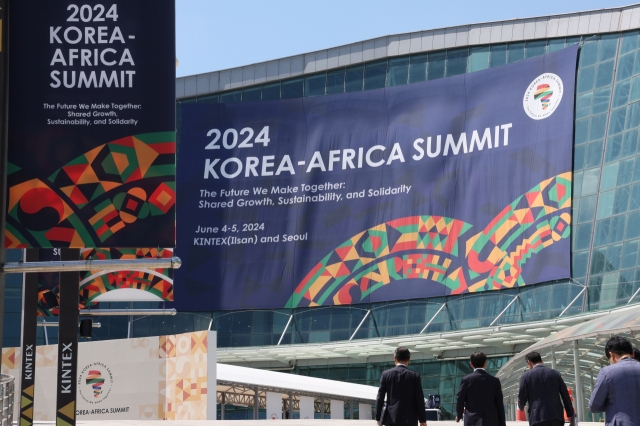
left=559, top=287, right=587, bottom=317
left=350, top=399, right=353, bottom=419
left=221, top=392, right=225, bottom=420
left=349, top=310, right=370, bottom=341
left=490, top=296, right=519, bottom=326
left=288, top=392, right=293, bottom=419
left=573, top=340, right=583, bottom=422
left=421, top=303, right=446, bottom=333
left=590, top=372, right=595, bottom=422
left=79, top=309, right=176, bottom=316
left=551, top=347, right=557, bottom=370
left=2, top=257, right=182, bottom=273
left=278, top=315, right=293, bottom=345
left=0, top=0, right=10, bottom=356
left=321, top=396, right=325, bottom=419
left=43, top=318, right=49, bottom=345
left=254, top=387, right=259, bottom=420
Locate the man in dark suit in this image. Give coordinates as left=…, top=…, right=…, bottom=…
left=590, top=336, right=640, bottom=426
left=455, top=351, right=506, bottom=426
left=376, top=347, right=427, bottom=426
left=518, top=351, right=575, bottom=426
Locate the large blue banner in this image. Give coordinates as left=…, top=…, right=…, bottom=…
left=176, top=46, right=577, bottom=311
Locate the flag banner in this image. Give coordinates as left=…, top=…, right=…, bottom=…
left=7, top=1, right=176, bottom=248
left=20, top=249, right=40, bottom=426
left=176, top=46, right=578, bottom=311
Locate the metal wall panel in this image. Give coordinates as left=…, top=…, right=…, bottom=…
left=409, top=33, right=422, bottom=53
left=291, top=55, right=304, bottom=76
left=175, top=79, right=185, bottom=98
left=490, top=23, right=503, bottom=43
left=444, top=28, right=457, bottom=48
left=266, top=61, right=278, bottom=81
left=523, top=20, right=536, bottom=39
left=196, top=74, right=209, bottom=94
left=455, top=27, right=469, bottom=46
left=362, top=40, right=375, bottom=61
left=398, top=34, right=411, bottom=55
left=567, top=15, right=580, bottom=35
left=421, top=31, right=434, bottom=51
left=218, top=70, right=231, bottom=91
left=579, top=14, right=592, bottom=34
left=339, top=46, right=351, bottom=66
left=315, top=50, right=328, bottom=71
left=478, top=25, right=491, bottom=45
left=278, top=57, right=291, bottom=79
left=254, top=64, right=267, bottom=84
left=209, top=72, right=219, bottom=92
left=631, top=7, right=640, bottom=29
left=511, top=21, right=525, bottom=41
left=387, top=35, right=400, bottom=56
left=555, top=17, right=570, bottom=36
left=374, top=37, right=387, bottom=58
left=534, top=18, right=548, bottom=39
left=243, top=66, right=255, bottom=86
left=608, top=11, right=622, bottom=32
left=304, top=53, right=316, bottom=73
left=597, top=11, right=613, bottom=33
left=184, top=76, right=197, bottom=96
left=230, top=68, right=243, bottom=89
left=327, top=48, right=339, bottom=69
left=621, top=8, right=633, bottom=30
left=432, top=29, right=445, bottom=50
left=501, top=23, right=514, bottom=41
left=350, top=43, right=363, bottom=63
left=547, top=17, right=560, bottom=38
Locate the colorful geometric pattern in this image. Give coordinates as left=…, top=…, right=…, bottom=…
left=535, top=84, right=553, bottom=109
left=79, top=248, right=174, bottom=308
left=287, top=173, right=572, bottom=308
left=5, top=132, right=175, bottom=248
left=85, top=370, right=105, bottom=398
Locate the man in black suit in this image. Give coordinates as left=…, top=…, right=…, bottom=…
left=518, top=351, right=575, bottom=426
left=455, top=351, right=506, bottom=426
left=376, top=347, right=427, bottom=426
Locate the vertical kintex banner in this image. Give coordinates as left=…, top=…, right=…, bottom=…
left=7, top=1, right=176, bottom=248
left=176, top=46, right=578, bottom=311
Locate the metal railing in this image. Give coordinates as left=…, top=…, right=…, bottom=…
left=0, top=375, right=14, bottom=426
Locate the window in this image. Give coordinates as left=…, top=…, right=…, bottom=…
left=305, top=73, right=326, bottom=97
left=282, top=78, right=303, bottom=99
left=326, top=69, right=345, bottom=94
left=428, top=51, right=445, bottom=80
left=242, top=86, right=261, bottom=102
left=364, top=60, right=387, bottom=90
left=219, top=90, right=241, bottom=103
left=468, top=46, right=489, bottom=72
left=346, top=66, right=364, bottom=92
left=446, top=48, right=468, bottom=76
left=387, top=57, right=409, bottom=86
left=262, top=82, right=280, bottom=100
left=409, top=54, right=427, bottom=83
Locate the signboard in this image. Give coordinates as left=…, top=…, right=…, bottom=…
left=7, top=1, right=176, bottom=248
left=1, top=331, right=216, bottom=421
left=175, top=46, right=578, bottom=311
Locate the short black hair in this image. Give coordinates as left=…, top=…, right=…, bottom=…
left=525, top=352, right=543, bottom=364
left=470, top=351, right=487, bottom=368
left=633, top=348, right=640, bottom=362
left=395, top=347, right=411, bottom=362
left=604, top=336, right=633, bottom=358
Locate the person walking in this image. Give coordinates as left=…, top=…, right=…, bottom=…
left=633, top=347, right=640, bottom=362
left=517, top=351, right=576, bottom=426
left=455, top=351, right=506, bottom=426
left=375, top=347, right=427, bottom=426
left=590, top=336, right=640, bottom=426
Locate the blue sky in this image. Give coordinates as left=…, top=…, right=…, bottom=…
left=176, top=0, right=630, bottom=77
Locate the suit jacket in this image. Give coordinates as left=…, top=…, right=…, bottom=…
left=517, top=364, right=575, bottom=424
left=456, top=369, right=506, bottom=426
left=589, top=357, right=640, bottom=426
left=376, top=364, right=426, bottom=425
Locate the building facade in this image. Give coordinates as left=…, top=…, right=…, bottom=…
left=5, top=4, right=640, bottom=420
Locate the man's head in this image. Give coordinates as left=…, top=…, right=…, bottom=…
left=394, top=347, right=411, bottom=365
left=633, top=347, right=640, bottom=362
left=525, top=351, right=543, bottom=369
left=604, top=336, right=633, bottom=364
left=470, top=351, right=487, bottom=369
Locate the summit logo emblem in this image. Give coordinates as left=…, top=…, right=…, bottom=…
left=523, top=73, right=563, bottom=120
left=78, top=362, right=113, bottom=404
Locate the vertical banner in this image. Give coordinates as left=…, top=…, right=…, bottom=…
left=55, top=249, right=80, bottom=426
left=7, top=1, right=176, bottom=249
left=20, top=249, right=40, bottom=426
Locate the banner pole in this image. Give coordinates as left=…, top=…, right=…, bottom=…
left=55, top=248, right=80, bottom=426
left=0, top=0, right=10, bottom=355
left=19, top=248, right=39, bottom=426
